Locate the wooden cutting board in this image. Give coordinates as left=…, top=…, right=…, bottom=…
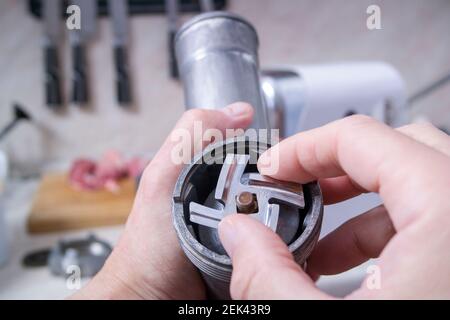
left=28, top=173, right=136, bottom=234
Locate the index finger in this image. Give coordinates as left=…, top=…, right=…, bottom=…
left=258, top=115, right=450, bottom=230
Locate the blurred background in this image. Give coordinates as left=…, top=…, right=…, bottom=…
left=0, top=0, right=449, bottom=299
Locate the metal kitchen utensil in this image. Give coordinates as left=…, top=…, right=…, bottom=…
left=175, top=11, right=269, bottom=129
left=42, top=0, right=63, bottom=107
left=165, top=0, right=180, bottom=78
left=0, top=104, right=32, bottom=141
left=22, top=234, right=112, bottom=277
left=70, top=0, right=97, bottom=104
left=173, top=137, right=323, bottom=299
left=109, top=0, right=132, bottom=105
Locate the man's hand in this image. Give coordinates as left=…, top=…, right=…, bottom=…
left=218, top=116, right=450, bottom=299
left=72, top=102, right=254, bottom=299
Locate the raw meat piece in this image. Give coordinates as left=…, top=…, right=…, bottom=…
left=68, top=151, right=148, bottom=192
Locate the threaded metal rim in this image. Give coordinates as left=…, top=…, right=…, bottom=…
left=172, top=137, right=323, bottom=282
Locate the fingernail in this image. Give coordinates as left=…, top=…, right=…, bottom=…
left=222, top=103, right=251, bottom=117
left=258, top=149, right=272, bottom=173
left=218, top=217, right=240, bottom=257
left=257, top=146, right=280, bottom=176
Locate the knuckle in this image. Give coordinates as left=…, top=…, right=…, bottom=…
left=337, top=114, right=377, bottom=140
left=138, top=163, right=160, bottom=198
left=295, top=133, right=324, bottom=174
left=344, top=114, right=376, bottom=126
left=405, top=122, right=435, bottom=132
left=140, top=162, right=154, bottom=183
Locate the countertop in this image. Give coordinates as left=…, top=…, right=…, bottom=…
left=0, top=179, right=123, bottom=299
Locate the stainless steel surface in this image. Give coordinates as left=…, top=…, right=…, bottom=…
left=175, top=12, right=269, bottom=129
left=109, top=0, right=129, bottom=46
left=43, top=0, right=61, bottom=43
left=262, top=70, right=305, bottom=137
left=189, top=153, right=305, bottom=231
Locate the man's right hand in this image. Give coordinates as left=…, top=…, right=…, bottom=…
left=218, top=115, right=450, bottom=299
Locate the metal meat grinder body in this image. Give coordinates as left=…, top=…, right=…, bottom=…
left=172, top=137, right=323, bottom=299
left=173, top=11, right=408, bottom=299
left=175, top=12, right=408, bottom=139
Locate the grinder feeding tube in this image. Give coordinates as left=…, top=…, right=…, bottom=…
left=172, top=12, right=324, bottom=299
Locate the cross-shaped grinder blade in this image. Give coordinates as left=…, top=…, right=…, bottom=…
left=189, top=153, right=305, bottom=231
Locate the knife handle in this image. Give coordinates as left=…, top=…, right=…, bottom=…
left=22, top=249, right=51, bottom=268
left=45, top=45, right=62, bottom=107
left=72, top=44, right=89, bottom=104
left=169, top=30, right=179, bottom=79
left=114, top=46, right=132, bottom=105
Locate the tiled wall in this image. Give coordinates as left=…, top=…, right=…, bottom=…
left=1, top=0, right=449, bottom=175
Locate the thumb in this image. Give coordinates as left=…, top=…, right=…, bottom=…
left=218, top=214, right=331, bottom=299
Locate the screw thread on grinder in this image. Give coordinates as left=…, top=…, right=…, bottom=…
left=172, top=137, right=323, bottom=299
